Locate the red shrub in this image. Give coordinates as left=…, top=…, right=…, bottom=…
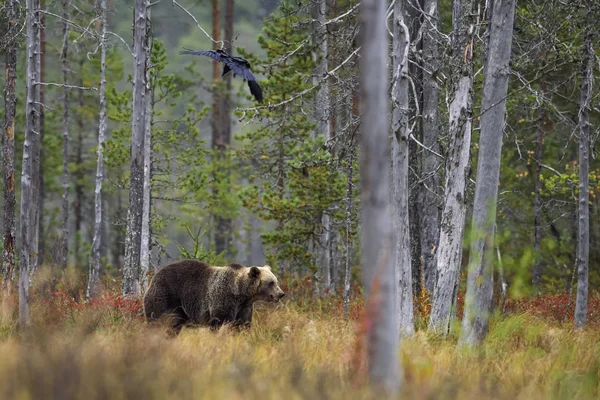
left=505, top=291, right=600, bottom=327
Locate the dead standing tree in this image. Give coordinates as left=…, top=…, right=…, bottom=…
left=123, top=0, right=149, bottom=296
left=428, top=0, right=476, bottom=335
left=460, top=0, right=516, bottom=345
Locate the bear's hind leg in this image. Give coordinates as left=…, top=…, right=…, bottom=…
left=166, top=307, right=189, bottom=337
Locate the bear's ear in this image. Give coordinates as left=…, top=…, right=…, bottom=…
left=249, top=266, right=261, bottom=279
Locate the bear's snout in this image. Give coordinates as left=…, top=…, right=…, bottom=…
left=270, top=290, right=285, bottom=302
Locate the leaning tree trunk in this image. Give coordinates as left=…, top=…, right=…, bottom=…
left=20, top=0, right=41, bottom=329
left=391, top=0, right=414, bottom=337
left=420, top=0, right=441, bottom=294
left=359, top=0, right=399, bottom=392
left=60, top=0, right=70, bottom=271
left=574, top=11, right=593, bottom=330
left=123, top=0, right=148, bottom=296
left=459, top=0, right=516, bottom=346
left=313, top=0, right=332, bottom=294
left=2, top=0, right=18, bottom=294
left=88, top=0, right=108, bottom=299
left=140, top=26, right=153, bottom=293
left=428, top=0, right=475, bottom=335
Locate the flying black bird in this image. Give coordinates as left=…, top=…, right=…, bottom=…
left=180, top=48, right=263, bottom=103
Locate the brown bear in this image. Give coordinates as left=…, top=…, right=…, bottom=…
left=143, top=259, right=285, bottom=335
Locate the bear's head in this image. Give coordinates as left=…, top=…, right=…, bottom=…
left=249, top=265, right=285, bottom=302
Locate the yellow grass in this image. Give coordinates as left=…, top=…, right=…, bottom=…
left=0, top=286, right=599, bottom=399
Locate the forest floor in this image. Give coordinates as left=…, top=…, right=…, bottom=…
left=0, top=269, right=599, bottom=400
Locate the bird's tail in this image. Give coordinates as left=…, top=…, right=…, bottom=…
left=247, top=80, right=263, bottom=103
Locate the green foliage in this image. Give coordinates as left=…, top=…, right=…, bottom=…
left=233, top=0, right=349, bottom=274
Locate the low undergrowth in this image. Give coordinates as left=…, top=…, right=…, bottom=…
left=0, top=269, right=598, bottom=399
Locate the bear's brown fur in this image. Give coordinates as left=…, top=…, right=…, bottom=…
left=143, top=259, right=285, bottom=335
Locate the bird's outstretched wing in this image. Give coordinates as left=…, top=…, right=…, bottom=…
left=223, top=59, right=257, bottom=82
left=179, top=48, right=229, bottom=63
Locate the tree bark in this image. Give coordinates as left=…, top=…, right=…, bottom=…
left=140, top=27, right=153, bottom=293
left=428, top=0, right=475, bottom=335
left=123, top=0, right=148, bottom=296
left=343, top=145, right=354, bottom=317
left=531, top=80, right=546, bottom=291
left=419, top=0, right=441, bottom=295
left=313, top=0, right=332, bottom=294
left=30, top=0, right=43, bottom=274
left=574, top=11, right=592, bottom=330
left=21, top=0, right=41, bottom=329
left=74, top=61, right=84, bottom=268
left=60, top=0, right=70, bottom=271
left=215, top=0, right=233, bottom=258
left=2, top=0, right=18, bottom=294
left=359, top=0, right=399, bottom=391
left=87, top=0, right=108, bottom=299
left=211, top=0, right=229, bottom=255
left=460, top=0, right=516, bottom=346
left=391, top=0, right=415, bottom=337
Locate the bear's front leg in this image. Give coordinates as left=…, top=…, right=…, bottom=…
left=233, top=302, right=253, bottom=329
left=208, top=309, right=236, bottom=332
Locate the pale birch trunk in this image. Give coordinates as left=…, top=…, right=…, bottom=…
left=313, top=0, right=332, bottom=294
left=30, top=0, right=42, bottom=277
left=2, top=0, right=18, bottom=294
left=123, top=0, right=148, bottom=296
left=140, top=33, right=153, bottom=293
left=428, top=0, right=475, bottom=335
left=60, top=0, right=70, bottom=271
left=460, top=0, right=516, bottom=345
left=574, top=13, right=593, bottom=330
left=420, top=0, right=441, bottom=294
left=87, top=0, right=108, bottom=299
left=360, top=0, right=399, bottom=391
left=391, top=0, right=414, bottom=337
left=20, top=0, right=41, bottom=329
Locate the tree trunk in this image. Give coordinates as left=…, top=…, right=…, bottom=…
left=123, top=0, right=148, bottom=296
left=87, top=0, right=108, bottom=299
left=391, top=0, right=415, bottom=337
left=420, top=0, right=441, bottom=295
left=2, top=0, right=18, bottom=294
left=459, top=0, right=516, bottom=346
left=428, top=0, right=475, bottom=335
left=30, top=0, right=43, bottom=275
left=74, top=63, right=84, bottom=268
left=574, top=11, right=592, bottom=330
left=407, top=0, right=422, bottom=299
left=313, top=0, right=332, bottom=294
left=60, top=0, right=70, bottom=271
left=531, top=80, right=546, bottom=291
left=211, top=0, right=229, bottom=255
left=343, top=146, right=354, bottom=317
left=140, top=29, right=153, bottom=293
left=216, top=0, right=233, bottom=258
left=21, top=0, right=41, bottom=329
left=359, top=0, right=399, bottom=391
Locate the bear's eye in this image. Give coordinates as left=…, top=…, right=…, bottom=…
left=269, top=282, right=275, bottom=287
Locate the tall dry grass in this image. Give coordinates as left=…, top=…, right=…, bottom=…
left=0, top=269, right=598, bottom=399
